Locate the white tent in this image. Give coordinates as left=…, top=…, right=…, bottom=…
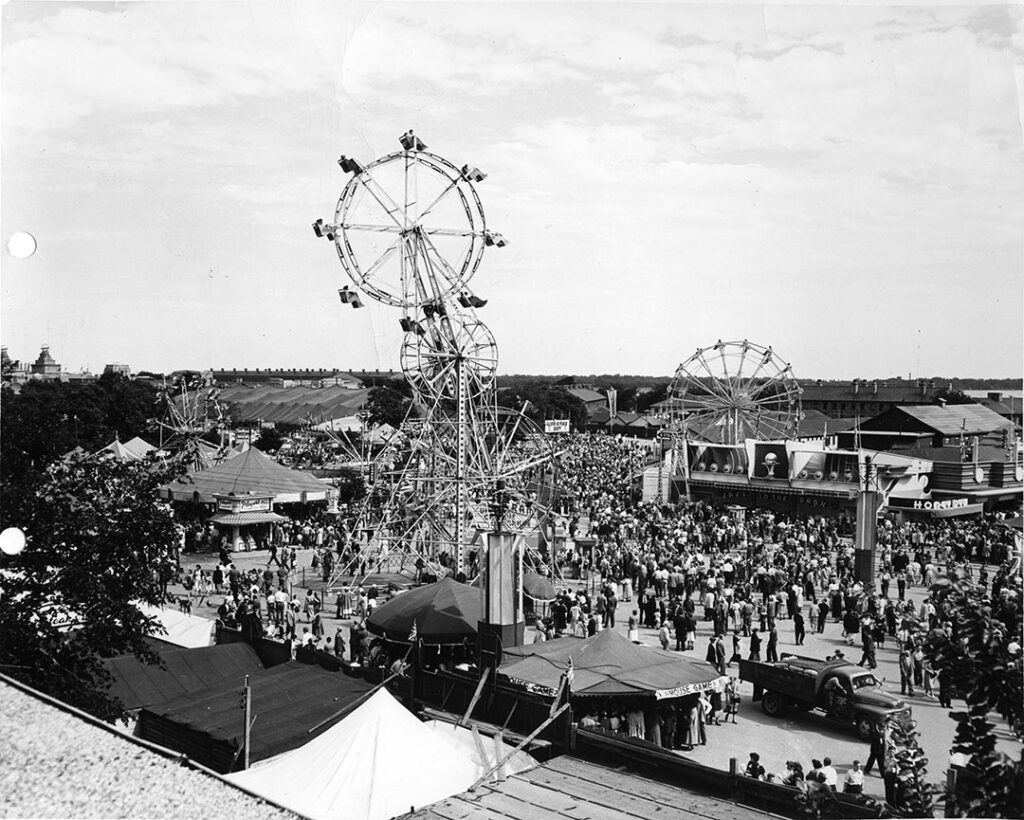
left=137, top=603, right=214, bottom=649
left=226, top=689, right=481, bottom=820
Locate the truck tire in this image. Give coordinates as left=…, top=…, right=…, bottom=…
left=855, top=715, right=874, bottom=740
left=762, top=691, right=786, bottom=717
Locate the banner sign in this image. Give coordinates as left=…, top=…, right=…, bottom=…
left=544, top=419, right=570, bottom=434
left=888, top=497, right=969, bottom=511
left=215, top=494, right=274, bottom=514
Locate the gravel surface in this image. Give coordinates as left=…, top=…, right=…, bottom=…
left=0, top=678, right=302, bottom=819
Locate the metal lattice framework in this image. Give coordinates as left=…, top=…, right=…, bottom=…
left=156, top=377, right=226, bottom=472
left=669, top=339, right=802, bottom=446
left=315, top=132, right=556, bottom=584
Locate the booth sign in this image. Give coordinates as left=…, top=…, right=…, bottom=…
left=215, top=494, right=274, bottom=514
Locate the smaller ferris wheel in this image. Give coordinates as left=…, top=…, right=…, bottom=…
left=669, top=339, right=802, bottom=445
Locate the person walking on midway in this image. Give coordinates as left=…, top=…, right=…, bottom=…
left=899, top=648, right=916, bottom=696
left=793, top=609, right=806, bottom=645
left=628, top=610, right=640, bottom=643
left=765, top=625, right=779, bottom=663
left=859, top=624, right=877, bottom=669
left=749, top=629, right=762, bottom=662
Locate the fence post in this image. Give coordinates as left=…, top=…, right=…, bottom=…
left=729, top=757, right=738, bottom=799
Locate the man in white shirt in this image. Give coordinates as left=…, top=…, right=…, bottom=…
left=843, top=760, right=864, bottom=794
left=820, top=757, right=838, bottom=791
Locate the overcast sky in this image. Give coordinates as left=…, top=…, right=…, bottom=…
left=2, top=1, right=1022, bottom=379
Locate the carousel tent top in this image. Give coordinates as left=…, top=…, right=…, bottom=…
left=226, top=689, right=483, bottom=820
left=367, top=578, right=481, bottom=644
left=157, top=447, right=328, bottom=504
left=499, top=628, right=724, bottom=699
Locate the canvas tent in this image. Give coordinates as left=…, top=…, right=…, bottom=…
left=226, top=689, right=484, bottom=820
left=97, top=436, right=156, bottom=462
left=137, top=661, right=377, bottom=773
left=367, top=578, right=481, bottom=644
left=137, top=602, right=215, bottom=649
left=499, top=628, right=725, bottom=699
left=103, top=641, right=263, bottom=712
left=157, top=446, right=328, bottom=504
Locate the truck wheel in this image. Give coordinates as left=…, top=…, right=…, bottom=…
left=855, top=715, right=874, bottom=740
left=762, top=691, right=786, bottom=717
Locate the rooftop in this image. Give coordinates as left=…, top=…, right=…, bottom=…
left=0, top=674, right=299, bottom=819
left=409, top=754, right=775, bottom=820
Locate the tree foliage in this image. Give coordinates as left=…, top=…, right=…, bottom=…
left=922, top=571, right=1024, bottom=817
left=0, top=454, right=180, bottom=722
left=933, top=386, right=976, bottom=406
left=253, top=426, right=285, bottom=453
left=364, top=385, right=411, bottom=428
left=888, top=718, right=933, bottom=817
left=1, top=377, right=160, bottom=508
left=495, top=382, right=588, bottom=431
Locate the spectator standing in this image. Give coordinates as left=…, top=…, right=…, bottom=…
left=843, top=761, right=864, bottom=794
left=765, top=625, right=779, bottom=663
left=819, top=757, right=838, bottom=791
left=793, top=609, right=805, bottom=645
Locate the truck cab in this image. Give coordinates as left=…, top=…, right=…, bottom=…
left=740, top=654, right=911, bottom=739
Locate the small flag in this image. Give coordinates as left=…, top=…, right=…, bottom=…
left=565, top=657, right=574, bottom=691
left=408, top=621, right=418, bottom=642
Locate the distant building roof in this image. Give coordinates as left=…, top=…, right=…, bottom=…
left=564, top=386, right=606, bottom=404
left=795, top=410, right=858, bottom=438
left=975, top=394, right=1023, bottom=420
left=799, top=379, right=943, bottom=403
left=0, top=674, right=299, bottom=819
left=861, top=404, right=1013, bottom=437
left=219, top=384, right=371, bottom=425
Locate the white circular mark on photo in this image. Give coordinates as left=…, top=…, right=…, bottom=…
left=7, top=231, right=37, bottom=259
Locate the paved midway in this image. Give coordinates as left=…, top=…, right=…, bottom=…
left=167, top=545, right=1022, bottom=803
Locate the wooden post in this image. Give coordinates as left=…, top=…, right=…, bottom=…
left=458, top=668, right=490, bottom=728
left=729, top=757, right=738, bottom=798
left=469, top=704, right=569, bottom=791
left=243, top=675, right=252, bottom=770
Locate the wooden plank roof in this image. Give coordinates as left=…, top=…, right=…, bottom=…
left=408, top=755, right=777, bottom=820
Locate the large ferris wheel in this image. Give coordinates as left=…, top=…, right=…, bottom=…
left=669, top=339, right=802, bottom=445
left=314, top=131, right=556, bottom=583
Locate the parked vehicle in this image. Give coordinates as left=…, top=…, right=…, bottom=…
left=739, top=654, right=911, bottom=739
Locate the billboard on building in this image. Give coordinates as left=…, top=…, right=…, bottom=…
left=544, top=419, right=570, bottom=434
left=748, top=441, right=789, bottom=480
left=687, top=442, right=747, bottom=476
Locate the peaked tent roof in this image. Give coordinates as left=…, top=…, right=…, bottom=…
left=226, top=689, right=481, bottom=820
left=138, top=662, right=377, bottom=773
left=367, top=578, right=481, bottom=644
left=96, top=442, right=149, bottom=460
left=137, top=602, right=215, bottom=648
left=103, top=641, right=263, bottom=712
left=157, top=447, right=328, bottom=503
left=499, top=628, right=724, bottom=698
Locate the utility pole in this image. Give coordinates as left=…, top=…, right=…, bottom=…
left=242, top=675, right=252, bottom=770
